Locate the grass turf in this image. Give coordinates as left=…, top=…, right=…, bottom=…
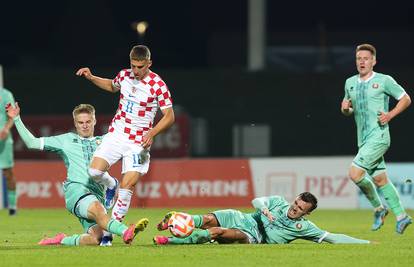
left=0, top=208, right=413, bottom=267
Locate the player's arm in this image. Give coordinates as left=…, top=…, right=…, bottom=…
left=0, top=93, right=15, bottom=140
left=378, top=93, right=411, bottom=125
left=76, top=67, right=119, bottom=93
left=142, top=107, right=175, bottom=149
left=0, top=113, right=14, bottom=140
left=6, top=102, right=42, bottom=149
left=251, top=196, right=275, bottom=222
left=322, top=232, right=370, bottom=244
left=341, top=81, right=353, bottom=116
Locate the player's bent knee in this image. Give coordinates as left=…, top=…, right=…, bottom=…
left=88, top=168, right=104, bottom=181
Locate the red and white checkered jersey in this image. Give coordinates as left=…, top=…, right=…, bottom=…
left=108, top=69, right=173, bottom=144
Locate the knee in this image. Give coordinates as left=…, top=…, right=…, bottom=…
left=372, top=175, right=387, bottom=186
left=88, top=168, right=104, bottom=180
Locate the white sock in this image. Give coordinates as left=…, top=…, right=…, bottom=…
left=112, top=189, right=133, bottom=222
left=102, top=172, right=117, bottom=189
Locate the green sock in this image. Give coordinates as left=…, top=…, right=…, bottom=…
left=192, top=215, right=203, bottom=228
left=355, top=176, right=382, bottom=209
left=379, top=182, right=405, bottom=217
left=61, top=235, right=81, bottom=246
left=7, top=190, right=17, bottom=209
left=106, top=219, right=128, bottom=236
left=168, top=229, right=211, bottom=244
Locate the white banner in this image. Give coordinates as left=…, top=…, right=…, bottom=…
left=250, top=156, right=358, bottom=209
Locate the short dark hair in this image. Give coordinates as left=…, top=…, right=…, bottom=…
left=130, top=45, right=151, bottom=61
left=298, top=192, right=318, bottom=212
left=356, top=43, right=376, bottom=58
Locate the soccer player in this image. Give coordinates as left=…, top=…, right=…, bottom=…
left=76, top=45, right=174, bottom=246
left=6, top=102, right=148, bottom=246
left=0, top=87, right=17, bottom=215
left=153, top=192, right=371, bottom=245
left=341, top=43, right=412, bottom=234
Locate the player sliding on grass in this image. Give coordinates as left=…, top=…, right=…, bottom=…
left=6, top=102, right=148, bottom=246
left=341, top=43, right=412, bottom=234
left=154, top=192, right=371, bottom=245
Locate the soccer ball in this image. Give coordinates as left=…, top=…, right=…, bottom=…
left=168, top=212, right=195, bottom=238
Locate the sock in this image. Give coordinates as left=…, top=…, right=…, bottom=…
left=102, top=172, right=117, bottom=189
left=61, top=234, right=81, bottom=246
left=193, top=215, right=203, bottom=228
left=112, top=189, right=133, bottom=222
left=379, top=182, right=405, bottom=219
left=168, top=229, right=211, bottom=244
left=7, top=190, right=17, bottom=210
left=355, top=176, right=383, bottom=209
left=106, top=219, right=128, bottom=237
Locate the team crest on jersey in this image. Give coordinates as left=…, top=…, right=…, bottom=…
left=296, top=223, right=302, bottom=229
left=372, top=83, right=379, bottom=89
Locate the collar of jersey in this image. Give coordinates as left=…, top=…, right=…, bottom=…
left=358, top=71, right=376, bottom=83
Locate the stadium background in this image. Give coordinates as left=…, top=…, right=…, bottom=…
left=1, top=0, right=413, bottom=209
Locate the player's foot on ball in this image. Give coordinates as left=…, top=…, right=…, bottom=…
left=396, top=215, right=412, bottom=234
left=372, top=208, right=388, bottom=231
left=100, top=235, right=113, bottom=246
left=123, top=218, right=149, bottom=244
left=157, top=211, right=176, bottom=231
left=38, top=233, right=66, bottom=245
left=153, top=235, right=169, bottom=245
left=104, top=178, right=119, bottom=209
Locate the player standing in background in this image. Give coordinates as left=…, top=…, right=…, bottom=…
left=0, top=87, right=17, bottom=215
left=154, top=192, right=371, bottom=245
left=76, top=45, right=175, bottom=246
left=6, top=103, right=148, bottom=246
left=341, top=43, right=412, bottom=234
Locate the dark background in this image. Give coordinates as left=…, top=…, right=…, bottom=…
left=1, top=0, right=413, bottom=160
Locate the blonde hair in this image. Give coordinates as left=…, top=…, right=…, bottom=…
left=356, top=43, right=376, bottom=59
left=72, top=104, right=96, bottom=120
left=130, top=45, right=151, bottom=61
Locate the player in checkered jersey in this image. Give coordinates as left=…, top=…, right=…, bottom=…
left=76, top=45, right=175, bottom=246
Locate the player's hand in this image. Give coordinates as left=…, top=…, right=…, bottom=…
left=5, top=102, right=20, bottom=119
left=378, top=111, right=391, bottom=125
left=142, top=132, right=154, bottom=149
left=341, top=99, right=352, bottom=111
left=262, top=208, right=275, bottom=222
left=76, top=67, right=93, bottom=80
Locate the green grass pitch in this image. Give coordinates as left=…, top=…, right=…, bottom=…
left=1, top=208, right=413, bottom=267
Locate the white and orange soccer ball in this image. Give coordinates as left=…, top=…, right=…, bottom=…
left=168, top=212, right=195, bottom=238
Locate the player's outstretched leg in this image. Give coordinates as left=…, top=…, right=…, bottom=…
left=396, top=215, right=412, bottom=234
left=38, top=233, right=66, bottom=245
left=372, top=208, right=389, bottom=231
left=153, top=235, right=169, bottom=245
left=157, top=211, right=176, bottom=231
left=123, top=218, right=149, bottom=244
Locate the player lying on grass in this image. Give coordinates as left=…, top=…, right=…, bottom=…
left=6, top=102, right=148, bottom=246
left=154, top=192, right=371, bottom=245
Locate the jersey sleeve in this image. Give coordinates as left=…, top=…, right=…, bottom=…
left=43, top=133, right=70, bottom=153
left=251, top=195, right=284, bottom=211
left=5, top=90, right=15, bottom=105
left=155, top=80, right=173, bottom=110
left=384, top=75, right=406, bottom=100
left=298, top=221, right=327, bottom=243
left=343, top=80, right=350, bottom=101
left=112, top=70, right=123, bottom=91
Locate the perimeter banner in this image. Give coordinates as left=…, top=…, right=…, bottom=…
left=13, top=159, right=254, bottom=208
